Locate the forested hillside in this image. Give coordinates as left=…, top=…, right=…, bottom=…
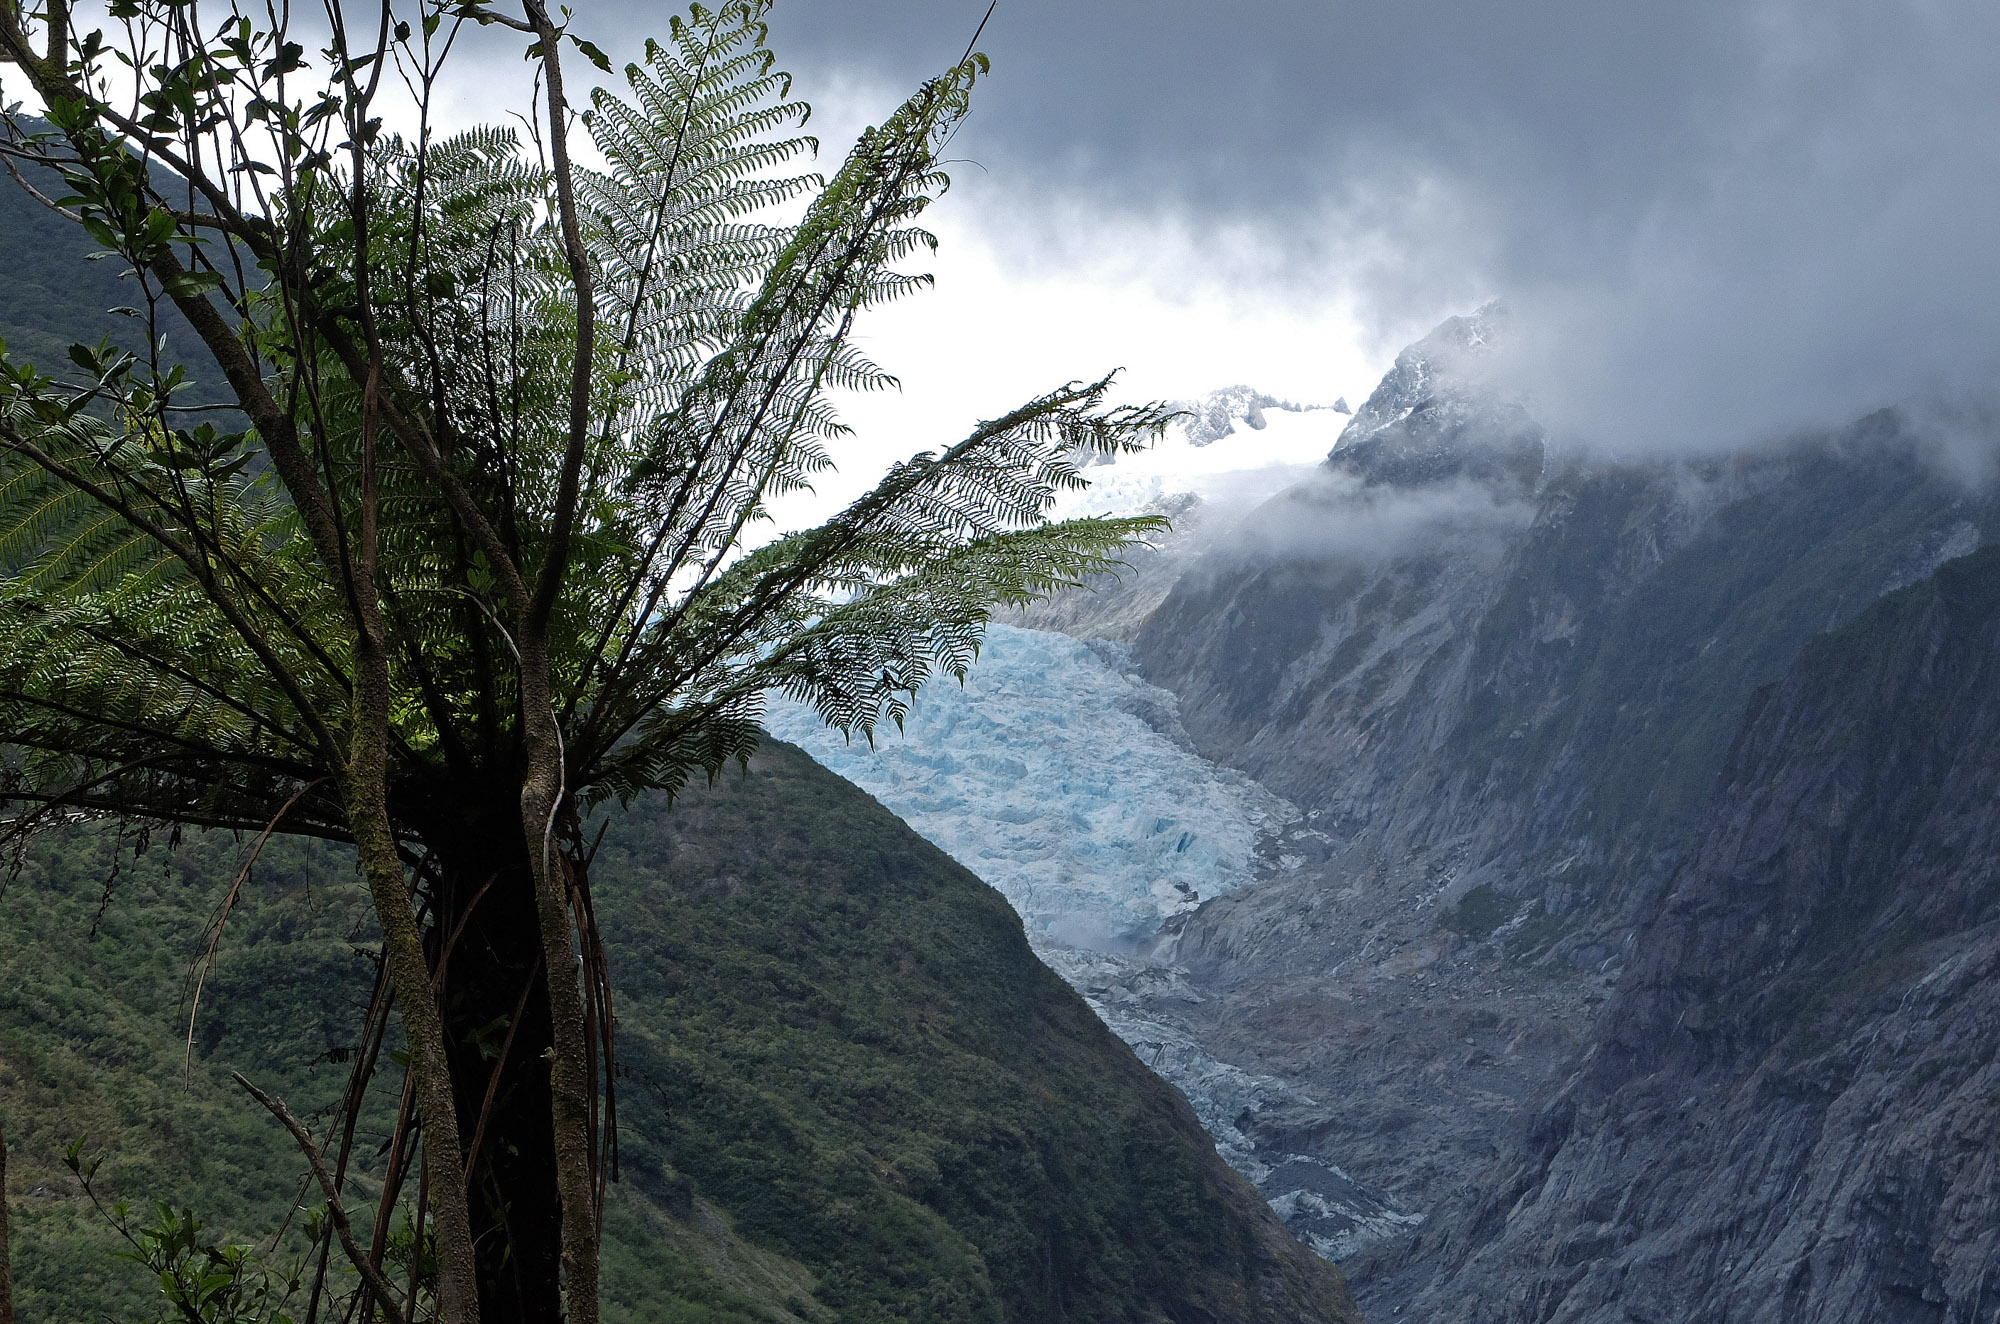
left=0, top=150, right=198, bottom=372
left=0, top=741, right=1359, bottom=1323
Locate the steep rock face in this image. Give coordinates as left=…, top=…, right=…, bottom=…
left=1390, top=545, right=2000, bottom=1324
left=1320, top=305, right=1544, bottom=493
left=999, top=310, right=1999, bottom=1292
left=1140, top=400, right=1990, bottom=948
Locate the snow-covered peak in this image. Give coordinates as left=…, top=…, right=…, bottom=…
left=1334, top=304, right=1508, bottom=450
left=1165, top=384, right=1339, bottom=447
left=1060, top=391, right=1349, bottom=522
left=1327, top=303, right=1545, bottom=491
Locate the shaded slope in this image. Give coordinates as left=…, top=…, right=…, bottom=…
left=0, top=740, right=1359, bottom=1323
left=0, top=137, right=210, bottom=383
left=599, top=740, right=1358, bottom=1324
left=1388, top=544, right=2000, bottom=1322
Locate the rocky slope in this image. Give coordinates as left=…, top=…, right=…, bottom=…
left=1384, top=544, right=2000, bottom=1324
left=1133, top=309, right=1990, bottom=946
left=968, top=308, right=2000, bottom=1305
left=768, top=307, right=2000, bottom=1316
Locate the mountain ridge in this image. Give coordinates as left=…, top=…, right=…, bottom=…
left=978, top=310, right=2000, bottom=1309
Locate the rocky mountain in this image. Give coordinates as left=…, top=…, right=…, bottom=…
left=1164, top=385, right=1338, bottom=447
left=788, top=305, right=2000, bottom=1317
left=1054, top=312, right=2000, bottom=1313
left=1386, top=543, right=2000, bottom=1323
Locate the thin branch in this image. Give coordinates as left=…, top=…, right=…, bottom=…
left=183, top=779, right=327, bottom=1076
left=231, top=1072, right=409, bottom=1315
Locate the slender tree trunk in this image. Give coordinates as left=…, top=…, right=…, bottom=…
left=346, top=648, right=481, bottom=1324
left=516, top=3, right=606, bottom=1314
left=517, top=645, right=601, bottom=1324
left=1, top=1117, right=14, bottom=1324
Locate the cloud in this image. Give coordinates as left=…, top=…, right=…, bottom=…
left=569, top=0, right=2000, bottom=456
left=1232, top=472, right=1536, bottom=565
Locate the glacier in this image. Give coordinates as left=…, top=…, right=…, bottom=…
left=762, top=618, right=1423, bottom=1261
left=761, top=624, right=1293, bottom=951
left=759, top=392, right=1431, bottom=1261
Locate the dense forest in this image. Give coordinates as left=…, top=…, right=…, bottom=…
left=1, top=740, right=1355, bottom=1322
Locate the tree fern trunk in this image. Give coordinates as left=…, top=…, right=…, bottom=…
left=348, top=783, right=482, bottom=1323
left=424, top=801, right=569, bottom=1324
left=518, top=638, right=603, bottom=1324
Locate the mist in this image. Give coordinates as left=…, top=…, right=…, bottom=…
left=1234, top=473, right=1535, bottom=565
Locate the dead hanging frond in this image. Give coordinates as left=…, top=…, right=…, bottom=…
left=565, top=853, right=619, bottom=1212
left=181, top=779, right=327, bottom=1080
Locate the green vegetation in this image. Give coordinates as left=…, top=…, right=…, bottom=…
left=0, top=163, right=146, bottom=372
left=1, top=740, right=1355, bottom=1323
left=0, top=1, right=1165, bottom=1313
left=0, top=828, right=379, bottom=1318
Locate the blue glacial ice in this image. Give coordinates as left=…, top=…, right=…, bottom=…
left=760, top=623, right=1293, bottom=953
left=761, top=621, right=1422, bottom=1259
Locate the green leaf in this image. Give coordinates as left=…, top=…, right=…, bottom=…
left=161, top=270, right=226, bottom=300
left=79, top=216, right=121, bottom=251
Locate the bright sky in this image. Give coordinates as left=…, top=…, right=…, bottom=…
left=412, top=46, right=1389, bottom=526
left=764, top=207, right=1379, bottom=524
left=430, top=46, right=1384, bottom=512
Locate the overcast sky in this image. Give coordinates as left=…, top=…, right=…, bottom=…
left=557, top=0, right=2000, bottom=466
left=34, top=2, right=1993, bottom=473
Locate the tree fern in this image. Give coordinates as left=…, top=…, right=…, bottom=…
left=0, top=2, right=1167, bottom=1317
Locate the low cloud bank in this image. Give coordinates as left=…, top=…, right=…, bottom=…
left=1236, top=472, right=1536, bottom=564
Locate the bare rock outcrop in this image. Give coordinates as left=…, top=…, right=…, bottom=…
left=1385, top=544, right=2000, bottom=1323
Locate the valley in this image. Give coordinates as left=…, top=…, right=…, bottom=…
left=3, top=2, right=1993, bottom=1319
left=772, top=310, right=2000, bottom=1322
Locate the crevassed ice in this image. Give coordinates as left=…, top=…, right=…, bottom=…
left=763, top=622, right=1424, bottom=1260
left=760, top=623, right=1288, bottom=952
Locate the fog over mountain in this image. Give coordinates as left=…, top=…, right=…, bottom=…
left=575, top=0, right=2000, bottom=456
